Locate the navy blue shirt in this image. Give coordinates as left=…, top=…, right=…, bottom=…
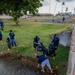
left=0, top=21, right=4, bottom=27
left=52, top=37, right=59, bottom=47
left=0, top=32, right=2, bottom=38
left=0, top=22, right=1, bottom=25
left=9, top=32, right=15, bottom=39
left=1, top=22, right=4, bottom=27
left=34, top=37, right=39, bottom=43
left=38, top=55, right=47, bottom=63
left=33, top=37, right=39, bottom=46
left=6, top=38, right=10, bottom=43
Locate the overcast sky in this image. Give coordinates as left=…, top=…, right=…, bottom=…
left=38, top=0, right=75, bottom=14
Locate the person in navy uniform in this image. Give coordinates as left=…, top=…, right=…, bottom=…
left=6, top=37, right=11, bottom=50
left=9, top=30, right=17, bottom=48
left=62, top=16, right=65, bottom=22
left=33, top=36, right=40, bottom=55
left=0, top=21, right=4, bottom=31
left=37, top=54, right=53, bottom=73
left=51, top=34, right=59, bottom=54
left=51, top=34, right=59, bottom=50
left=0, top=31, right=2, bottom=42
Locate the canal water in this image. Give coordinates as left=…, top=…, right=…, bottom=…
left=0, top=58, right=37, bottom=75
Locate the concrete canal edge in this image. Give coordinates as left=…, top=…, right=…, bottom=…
left=67, top=24, right=75, bottom=75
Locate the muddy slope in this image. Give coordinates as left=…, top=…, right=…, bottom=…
left=0, top=53, right=59, bottom=75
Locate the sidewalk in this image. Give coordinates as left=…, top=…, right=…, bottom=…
left=67, top=24, right=75, bottom=75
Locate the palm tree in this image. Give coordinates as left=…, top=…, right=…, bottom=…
left=65, top=7, right=68, bottom=12
left=49, top=0, right=51, bottom=13
left=56, top=0, right=60, bottom=2
left=62, top=2, right=65, bottom=13
left=53, top=0, right=60, bottom=14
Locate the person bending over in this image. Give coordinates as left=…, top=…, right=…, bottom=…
left=36, top=54, right=53, bottom=73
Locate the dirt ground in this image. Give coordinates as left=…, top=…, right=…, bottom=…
left=0, top=53, right=59, bottom=75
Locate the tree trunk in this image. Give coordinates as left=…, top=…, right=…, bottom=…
left=14, top=17, right=19, bottom=26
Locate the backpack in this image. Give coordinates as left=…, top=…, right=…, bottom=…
left=37, top=42, right=43, bottom=51
left=42, top=45, right=48, bottom=55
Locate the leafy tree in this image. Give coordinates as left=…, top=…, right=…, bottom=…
left=56, top=0, right=60, bottom=2
left=0, top=0, right=43, bottom=25
left=62, top=2, right=65, bottom=5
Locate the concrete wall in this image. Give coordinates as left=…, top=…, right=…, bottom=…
left=58, top=31, right=71, bottom=46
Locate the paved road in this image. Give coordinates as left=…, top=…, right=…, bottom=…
left=38, top=16, right=72, bottom=23
left=67, top=24, right=75, bottom=75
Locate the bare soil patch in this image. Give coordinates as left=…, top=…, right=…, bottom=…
left=0, top=53, right=59, bottom=75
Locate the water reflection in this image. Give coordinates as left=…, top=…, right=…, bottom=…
left=0, top=58, right=36, bottom=75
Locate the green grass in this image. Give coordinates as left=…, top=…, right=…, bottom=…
left=0, top=19, right=72, bottom=75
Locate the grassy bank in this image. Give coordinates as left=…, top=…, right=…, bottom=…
left=0, top=19, right=72, bottom=75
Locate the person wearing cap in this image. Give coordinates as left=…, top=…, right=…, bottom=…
left=6, top=36, right=11, bottom=50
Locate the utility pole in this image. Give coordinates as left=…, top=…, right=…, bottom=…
left=74, top=7, right=75, bottom=14
left=49, top=0, right=51, bottom=14
left=62, top=2, right=65, bottom=13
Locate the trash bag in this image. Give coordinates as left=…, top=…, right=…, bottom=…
left=37, top=42, right=48, bottom=55
left=48, top=44, right=56, bottom=57
left=37, top=42, right=43, bottom=51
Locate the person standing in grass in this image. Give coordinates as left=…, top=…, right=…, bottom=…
left=9, top=30, right=17, bottom=48
left=62, top=16, right=65, bottom=22
left=36, top=54, right=53, bottom=73
left=33, top=36, right=40, bottom=55
left=6, top=37, right=11, bottom=50
left=0, top=21, right=1, bottom=29
left=1, top=21, right=4, bottom=31
left=0, top=31, right=2, bottom=42
left=51, top=34, right=59, bottom=53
